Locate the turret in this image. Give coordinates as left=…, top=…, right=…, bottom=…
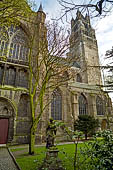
left=36, top=4, right=47, bottom=38
left=71, top=17, right=75, bottom=29
left=37, top=3, right=46, bottom=23
left=85, top=13, right=90, bottom=24
left=76, top=10, right=83, bottom=20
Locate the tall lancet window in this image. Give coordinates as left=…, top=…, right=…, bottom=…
left=51, top=88, right=62, bottom=120
left=96, top=96, right=105, bottom=115
left=79, top=94, right=88, bottom=115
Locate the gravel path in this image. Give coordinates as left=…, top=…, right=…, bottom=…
left=0, top=147, right=19, bottom=170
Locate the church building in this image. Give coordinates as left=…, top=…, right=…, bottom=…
left=0, top=5, right=112, bottom=144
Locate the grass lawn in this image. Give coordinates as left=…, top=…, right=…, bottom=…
left=10, top=142, right=90, bottom=170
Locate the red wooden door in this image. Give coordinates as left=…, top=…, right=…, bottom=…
left=0, top=119, right=9, bottom=144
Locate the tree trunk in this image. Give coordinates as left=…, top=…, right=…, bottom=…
left=29, top=94, right=35, bottom=155
left=29, top=131, right=35, bottom=155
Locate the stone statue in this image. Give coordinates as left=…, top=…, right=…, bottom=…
left=46, top=118, right=57, bottom=149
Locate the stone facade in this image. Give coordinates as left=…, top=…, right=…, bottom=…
left=0, top=6, right=112, bottom=145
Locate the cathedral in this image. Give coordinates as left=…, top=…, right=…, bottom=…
left=0, top=4, right=112, bottom=145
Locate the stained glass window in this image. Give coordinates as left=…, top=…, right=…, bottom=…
left=51, top=88, right=62, bottom=120
left=0, top=26, right=29, bottom=61
left=79, top=94, right=88, bottom=115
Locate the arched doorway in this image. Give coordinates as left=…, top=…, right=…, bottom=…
left=0, top=97, right=15, bottom=144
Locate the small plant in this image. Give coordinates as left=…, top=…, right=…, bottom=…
left=60, top=122, right=84, bottom=170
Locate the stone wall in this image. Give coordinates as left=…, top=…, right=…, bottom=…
left=0, top=89, right=32, bottom=144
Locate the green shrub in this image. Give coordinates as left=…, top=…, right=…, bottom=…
left=74, top=115, right=99, bottom=139
left=83, top=130, right=113, bottom=170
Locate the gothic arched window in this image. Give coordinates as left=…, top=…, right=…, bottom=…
left=51, top=88, right=62, bottom=120
left=0, top=26, right=29, bottom=61
left=96, top=96, right=105, bottom=115
left=79, top=94, right=88, bottom=115
left=0, top=27, right=8, bottom=57
left=9, top=27, right=29, bottom=61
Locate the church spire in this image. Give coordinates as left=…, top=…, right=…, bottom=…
left=85, top=13, right=90, bottom=24
left=37, top=3, right=46, bottom=23
left=38, top=3, right=43, bottom=12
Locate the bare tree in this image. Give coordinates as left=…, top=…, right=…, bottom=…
left=57, top=0, right=113, bottom=21
left=106, top=46, right=113, bottom=60
left=103, top=47, right=113, bottom=90
left=0, top=1, right=78, bottom=154
left=27, top=20, right=77, bottom=154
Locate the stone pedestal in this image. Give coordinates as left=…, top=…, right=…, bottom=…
left=39, top=147, right=65, bottom=170
left=46, top=148, right=59, bottom=159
